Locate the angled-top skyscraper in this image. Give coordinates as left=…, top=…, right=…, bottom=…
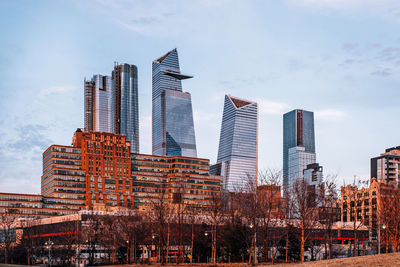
left=152, top=48, right=197, bottom=157
left=283, top=109, right=315, bottom=193
left=215, top=95, right=258, bottom=192
left=84, top=63, right=139, bottom=153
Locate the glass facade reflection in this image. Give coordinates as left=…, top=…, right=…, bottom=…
left=216, top=95, right=258, bottom=192
left=112, top=64, right=139, bottom=153
left=84, top=75, right=113, bottom=132
left=283, top=109, right=315, bottom=193
left=152, top=48, right=197, bottom=157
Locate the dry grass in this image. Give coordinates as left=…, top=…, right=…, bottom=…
left=263, top=252, right=400, bottom=267
left=95, top=253, right=400, bottom=267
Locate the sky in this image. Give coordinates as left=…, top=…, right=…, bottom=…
left=1, top=0, right=400, bottom=194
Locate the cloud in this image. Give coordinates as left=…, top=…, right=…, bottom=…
left=39, top=85, right=76, bottom=98
left=287, top=0, right=398, bottom=10
left=315, top=109, right=346, bottom=121
left=342, top=42, right=359, bottom=52
left=0, top=124, right=52, bottom=161
left=257, top=99, right=291, bottom=115
left=371, top=68, right=392, bottom=77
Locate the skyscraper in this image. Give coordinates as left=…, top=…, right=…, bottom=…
left=152, top=48, right=197, bottom=157
left=84, top=75, right=113, bottom=132
left=283, top=109, right=316, bottom=193
left=112, top=63, right=139, bottom=153
left=84, top=64, right=139, bottom=154
left=215, top=95, right=258, bottom=192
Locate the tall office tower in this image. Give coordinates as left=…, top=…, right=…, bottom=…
left=371, top=146, right=400, bottom=185
left=216, top=95, right=258, bottom=192
left=84, top=75, right=113, bottom=132
left=152, top=48, right=197, bottom=157
left=283, top=109, right=316, bottom=193
left=112, top=64, right=139, bottom=153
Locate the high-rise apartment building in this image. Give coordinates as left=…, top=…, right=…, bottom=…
left=215, top=95, right=258, bottom=192
left=112, top=63, right=139, bottom=153
left=131, top=154, right=221, bottom=212
left=152, top=48, right=197, bottom=157
left=283, top=109, right=316, bottom=193
left=84, top=64, right=139, bottom=154
left=371, top=146, right=400, bottom=185
left=84, top=75, right=113, bottom=132
left=41, top=130, right=133, bottom=210
left=73, top=130, right=133, bottom=208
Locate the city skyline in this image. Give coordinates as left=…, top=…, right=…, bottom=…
left=1, top=0, right=400, bottom=193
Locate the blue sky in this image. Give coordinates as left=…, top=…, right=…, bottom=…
left=1, top=0, right=400, bottom=193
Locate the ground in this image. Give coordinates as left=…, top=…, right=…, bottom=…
left=1, top=253, right=399, bottom=267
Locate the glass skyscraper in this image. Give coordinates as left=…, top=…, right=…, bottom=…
left=84, top=64, right=139, bottom=154
left=283, top=109, right=315, bottom=193
left=215, top=95, right=258, bottom=192
left=152, top=48, right=197, bottom=157
left=84, top=75, right=113, bottom=133
left=112, top=63, right=139, bottom=153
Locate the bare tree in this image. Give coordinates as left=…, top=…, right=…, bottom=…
left=207, top=190, right=225, bottom=265
left=258, top=168, right=283, bottom=264
left=379, top=183, right=400, bottom=253
left=19, top=219, right=38, bottom=265
left=149, top=183, right=172, bottom=264
left=0, top=209, right=18, bottom=264
left=317, top=174, right=339, bottom=259
left=81, top=214, right=103, bottom=265
left=290, top=178, right=320, bottom=262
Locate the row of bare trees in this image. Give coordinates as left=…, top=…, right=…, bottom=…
left=0, top=169, right=350, bottom=265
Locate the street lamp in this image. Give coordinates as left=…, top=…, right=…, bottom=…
left=204, top=230, right=215, bottom=265
left=383, top=225, right=388, bottom=253
left=45, top=239, right=54, bottom=267
left=249, top=223, right=257, bottom=265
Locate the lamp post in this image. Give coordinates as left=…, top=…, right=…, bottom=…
left=204, top=230, right=215, bottom=265
left=126, top=240, right=129, bottom=264
left=152, top=234, right=156, bottom=262
left=45, top=239, right=54, bottom=267
left=383, top=225, right=388, bottom=253
left=249, top=223, right=257, bottom=265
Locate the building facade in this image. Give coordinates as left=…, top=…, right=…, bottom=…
left=215, top=95, right=258, bottom=192
left=131, top=153, right=221, bottom=212
left=112, top=63, right=139, bottom=153
left=283, top=109, right=315, bottom=193
left=152, top=48, right=197, bottom=157
left=84, top=64, right=139, bottom=154
left=0, top=193, right=83, bottom=218
left=371, top=146, right=400, bottom=185
left=2, top=130, right=220, bottom=218
left=41, top=130, right=134, bottom=211
left=84, top=75, right=113, bottom=133
left=340, top=178, right=389, bottom=240
left=303, top=163, right=323, bottom=186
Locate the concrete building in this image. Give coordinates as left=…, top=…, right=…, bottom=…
left=371, top=146, right=400, bottom=185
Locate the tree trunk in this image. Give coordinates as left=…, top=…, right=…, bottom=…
left=285, top=231, right=288, bottom=263
left=353, top=230, right=357, bottom=257
left=264, top=237, right=269, bottom=262
left=191, top=221, right=194, bottom=264
left=301, top=223, right=305, bottom=262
